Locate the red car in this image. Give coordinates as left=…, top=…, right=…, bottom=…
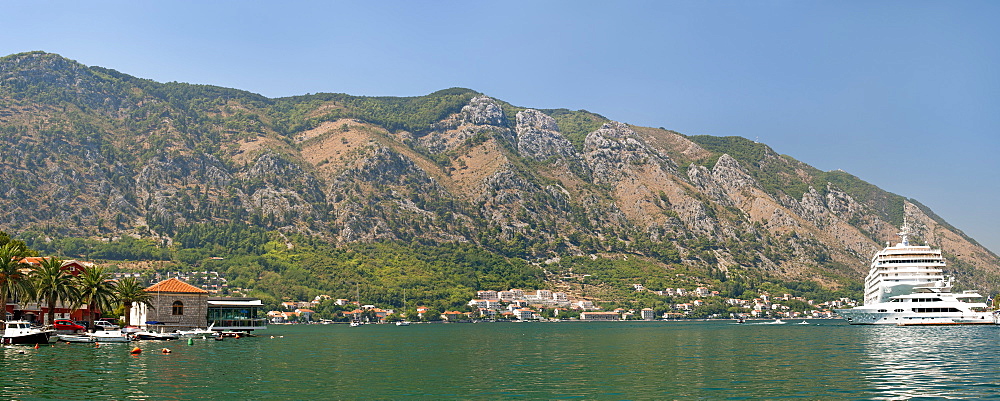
left=53, top=319, right=86, bottom=332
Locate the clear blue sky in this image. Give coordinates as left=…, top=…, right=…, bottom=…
left=3, top=1, right=998, bottom=253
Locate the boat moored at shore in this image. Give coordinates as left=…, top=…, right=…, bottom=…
left=2, top=321, right=52, bottom=345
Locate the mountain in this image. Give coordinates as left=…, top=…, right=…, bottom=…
left=1, top=51, right=998, bottom=306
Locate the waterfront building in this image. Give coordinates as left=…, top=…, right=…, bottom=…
left=208, top=297, right=267, bottom=331
left=8, top=258, right=98, bottom=325
left=580, top=311, right=620, bottom=321
left=513, top=308, right=535, bottom=320
left=132, top=278, right=266, bottom=332
left=641, top=308, right=655, bottom=320
left=132, top=277, right=209, bottom=330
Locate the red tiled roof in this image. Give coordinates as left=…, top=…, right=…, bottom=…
left=19, top=257, right=49, bottom=265
left=145, top=277, right=209, bottom=294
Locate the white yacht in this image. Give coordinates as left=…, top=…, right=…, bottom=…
left=836, top=221, right=995, bottom=325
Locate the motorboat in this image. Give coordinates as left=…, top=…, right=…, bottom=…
left=395, top=321, right=411, bottom=326
left=176, top=325, right=220, bottom=339
left=836, top=220, right=995, bottom=325
left=219, top=331, right=253, bottom=338
left=57, top=334, right=97, bottom=343
left=134, top=330, right=179, bottom=341
left=134, top=322, right=180, bottom=340
left=89, top=330, right=132, bottom=343
left=2, top=321, right=51, bottom=345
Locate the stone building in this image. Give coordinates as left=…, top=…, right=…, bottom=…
left=130, top=277, right=209, bottom=330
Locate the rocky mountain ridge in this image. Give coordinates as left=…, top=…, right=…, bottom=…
left=1, top=51, right=997, bottom=295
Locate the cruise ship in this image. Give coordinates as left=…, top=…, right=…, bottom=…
left=836, top=221, right=995, bottom=325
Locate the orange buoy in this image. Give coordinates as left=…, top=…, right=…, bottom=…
left=130, top=347, right=142, bottom=354
left=34, top=344, right=39, bottom=349
left=161, top=348, right=171, bottom=354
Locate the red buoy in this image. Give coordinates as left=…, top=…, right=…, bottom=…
left=130, top=347, right=142, bottom=354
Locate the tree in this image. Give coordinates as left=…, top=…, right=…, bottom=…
left=0, top=243, right=31, bottom=330
left=73, top=266, right=118, bottom=329
left=115, top=277, right=153, bottom=327
left=31, top=257, right=79, bottom=326
left=0, top=231, right=34, bottom=256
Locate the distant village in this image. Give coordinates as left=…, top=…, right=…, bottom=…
left=269, top=287, right=856, bottom=324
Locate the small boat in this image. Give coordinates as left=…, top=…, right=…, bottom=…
left=90, top=330, right=131, bottom=343
left=176, top=326, right=220, bottom=339
left=395, top=321, right=411, bottom=326
left=798, top=320, right=809, bottom=325
left=349, top=321, right=361, bottom=327
left=219, top=331, right=253, bottom=338
left=134, top=331, right=179, bottom=341
left=2, top=321, right=52, bottom=345
left=768, top=319, right=786, bottom=325
left=58, top=334, right=96, bottom=343
left=134, top=322, right=180, bottom=340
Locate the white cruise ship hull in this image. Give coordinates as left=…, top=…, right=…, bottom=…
left=836, top=307, right=995, bottom=325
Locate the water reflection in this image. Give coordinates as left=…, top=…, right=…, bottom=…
left=860, top=325, right=1000, bottom=400
left=4, top=323, right=1000, bottom=399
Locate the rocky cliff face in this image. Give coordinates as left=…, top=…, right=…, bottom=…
left=1, top=51, right=998, bottom=293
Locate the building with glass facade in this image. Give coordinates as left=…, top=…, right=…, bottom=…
left=207, top=297, right=268, bottom=332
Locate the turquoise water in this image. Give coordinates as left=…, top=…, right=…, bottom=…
left=3, top=321, right=1000, bottom=400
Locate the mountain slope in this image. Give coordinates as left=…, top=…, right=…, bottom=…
left=2, top=51, right=997, bottom=302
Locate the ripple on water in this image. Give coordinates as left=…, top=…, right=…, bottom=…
left=3, top=322, right=1000, bottom=399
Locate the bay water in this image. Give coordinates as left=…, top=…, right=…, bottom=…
left=3, top=320, right=1000, bottom=400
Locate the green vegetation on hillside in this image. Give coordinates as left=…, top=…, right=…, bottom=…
left=275, top=88, right=479, bottom=135
left=540, top=108, right=609, bottom=151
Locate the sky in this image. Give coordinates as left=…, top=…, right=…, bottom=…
left=2, top=1, right=998, bottom=253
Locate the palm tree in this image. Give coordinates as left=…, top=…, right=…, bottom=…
left=0, top=243, right=32, bottom=330
left=30, top=257, right=79, bottom=326
left=72, top=266, right=118, bottom=330
left=115, top=277, right=152, bottom=327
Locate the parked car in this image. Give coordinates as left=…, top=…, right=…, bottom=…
left=53, top=319, right=86, bottom=332
left=93, top=320, right=120, bottom=331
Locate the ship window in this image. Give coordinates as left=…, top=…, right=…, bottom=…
left=894, top=309, right=904, bottom=312
left=172, top=301, right=184, bottom=315
left=877, top=309, right=888, bottom=312
left=913, top=308, right=961, bottom=313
